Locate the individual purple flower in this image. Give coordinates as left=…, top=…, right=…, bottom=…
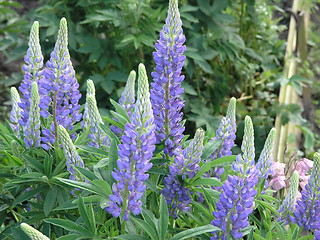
left=111, top=70, right=136, bottom=136
left=291, top=152, right=320, bottom=234
left=315, top=230, right=320, bottom=240
left=256, top=128, right=276, bottom=181
left=58, top=125, right=86, bottom=185
left=162, top=128, right=204, bottom=218
left=40, top=18, right=82, bottom=150
left=211, top=116, right=258, bottom=239
left=210, top=97, right=236, bottom=160
left=10, top=87, right=21, bottom=136
left=106, top=64, right=156, bottom=221
left=278, top=171, right=299, bottom=223
left=150, top=0, right=186, bottom=157
left=18, top=21, right=45, bottom=127
left=82, top=80, right=109, bottom=148
left=24, top=82, right=41, bottom=148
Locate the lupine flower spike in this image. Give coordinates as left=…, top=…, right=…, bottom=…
left=82, top=80, right=109, bottom=148
left=211, top=116, right=258, bottom=240
left=256, top=128, right=276, bottom=179
left=10, top=87, right=21, bottom=136
left=18, top=21, right=44, bottom=127
left=106, top=64, right=156, bottom=221
left=278, top=171, right=299, bottom=223
left=41, top=18, right=82, bottom=150
left=291, top=152, right=320, bottom=234
left=119, top=70, right=136, bottom=114
left=111, top=71, right=136, bottom=136
left=24, top=82, right=41, bottom=148
left=162, top=128, right=205, bottom=218
left=58, top=125, right=85, bottom=183
left=20, top=223, right=50, bottom=240
left=150, top=0, right=186, bottom=157
left=210, top=97, right=237, bottom=160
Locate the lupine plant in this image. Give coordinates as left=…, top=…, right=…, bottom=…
left=1, top=1, right=320, bottom=239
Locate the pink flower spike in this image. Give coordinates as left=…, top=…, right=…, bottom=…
left=270, top=161, right=286, bottom=177
left=269, top=175, right=286, bottom=190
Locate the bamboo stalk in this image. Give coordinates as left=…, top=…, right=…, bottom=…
left=273, top=0, right=309, bottom=164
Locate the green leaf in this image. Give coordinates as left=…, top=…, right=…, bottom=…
left=131, top=217, right=159, bottom=240
left=201, top=139, right=222, bottom=160
left=110, top=110, right=129, bottom=126
left=23, top=155, right=44, bottom=173
left=107, top=139, right=118, bottom=185
left=43, top=187, right=57, bottom=216
left=77, top=145, right=109, bottom=157
left=92, top=179, right=112, bottom=196
left=101, top=116, right=124, bottom=130
left=158, top=195, right=169, bottom=240
left=170, top=225, right=220, bottom=240
left=209, top=155, right=237, bottom=166
left=13, top=186, right=47, bottom=206
left=56, top=178, right=103, bottom=196
left=99, top=123, right=120, bottom=144
left=74, top=166, right=99, bottom=181
left=113, top=235, right=150, bottom=240
left=189, top=177, right=222, bottom=187
left=56, top=235, right=82, bottom=240
left=44, top=219, right=91, bottom=235
left=195, top=59, right=213, bottom=74
left=78, top=197, right=95, bottom=234
left=110, top=99, right=130, bottom=122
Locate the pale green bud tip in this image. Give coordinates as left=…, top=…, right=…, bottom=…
left=195, top=128, right=205, bottom=138
left=58, top=125, right=70, bottom=144
left=128, top=70, right=136, bottom=82
left=87, top=79, right=95, bottom=96
left=60, top=17, right=67, bottom=28
left=11, top=87, right=20, bottom=103
left=20, top=223, right=50, bottom=240
left=31, top=21, right=39, bottom=33
left=244, top=116, right=253, bottom=134
left=137, top=63, right=149, bottom=98
left=227, top=97, right=236, bottom=119
left=31, top=82, right=39, bottom=100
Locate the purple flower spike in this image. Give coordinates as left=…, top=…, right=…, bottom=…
left=82, top=80, right=109, bottom=148
left=291, top=152, right=320, bottom=234
left=119, top=70, right=136, bottom=114
left=40, top=18, right=82, bottom=149
left=162, top=128, right=204, bottom=218
left=111, top=70, right=136, bottom=136
left=256, top=128, right=276, bottom=179
left=58, top=125, right=85, bottom=183
left=18, top=21, right=44, bottom=127
left=106, top=64, right=156, bottom=220
left=210, top=97, right=236, bottom=160
left=278, top=171, right=299, bottom=224
left=10, top=87, right=21, bottom=136
left=150, top=0, right=186, bottom=157
left=211, top=175, right=256, bottom=240
left=24, top=82, right=41, bottom=148
left=211, top=115, right=258, bottom=239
